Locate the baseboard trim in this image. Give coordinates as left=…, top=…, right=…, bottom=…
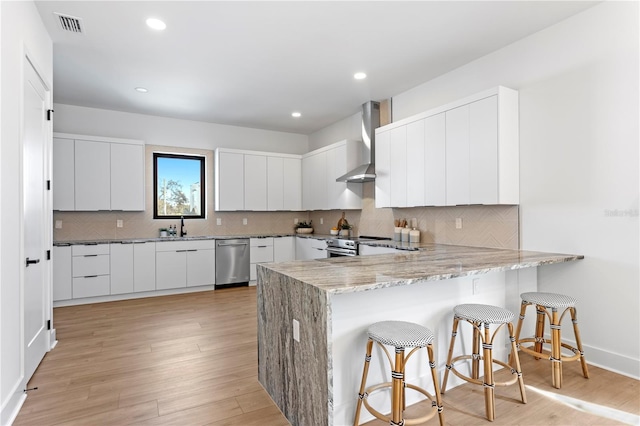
left=1, top=390, right=26, bottom=426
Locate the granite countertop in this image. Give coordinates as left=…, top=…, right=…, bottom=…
left=260, top=244, right=584, bottom=294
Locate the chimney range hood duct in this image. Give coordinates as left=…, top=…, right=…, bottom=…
left=336, top=101, right=380, bottom=183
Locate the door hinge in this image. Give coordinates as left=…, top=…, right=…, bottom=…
left=47, top=109, right=54, bottom=121
left=47, top=319, right=51, bottom=330
left=46, top=250, right=51, bottom=260
left=46, top=180, right=51, bottom=190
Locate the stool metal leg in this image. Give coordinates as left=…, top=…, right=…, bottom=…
left=550, top=307, right=562, bottom=389
left=482, top=323, right=495, bottom=422
left=508, top=323, right=527, bottom=404
left=427, top=344, right=445, bottom=426
left=442, top=317, right=460, bottom=394
left=391, top=347, right=405, bottom=425
left=570, top=307, right=590, bottom=379
left=354, top=339, right=374, bottom=426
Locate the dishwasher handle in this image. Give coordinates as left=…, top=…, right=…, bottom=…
left=217, top=242, right=249, bottom=247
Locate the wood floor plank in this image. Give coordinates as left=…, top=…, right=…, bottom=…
left=15, top=287, right=639, bottom=426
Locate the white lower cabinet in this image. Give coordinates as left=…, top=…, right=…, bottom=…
left=110, top=244, right=134, bottom=295
left=71, top=244, right=110, bottom=298
left=250, top=238, right=274, bottom=282
left=273, top=236, right=295, bottom=263
left=295, top=237, right=327, bottom=260
left=358, top=245, right=402, bottom=256
left=156, top=240, right=215, bottom=290
left=53, top=246, right=72, bottom=301
left=110, top=242, right=157, bottom=295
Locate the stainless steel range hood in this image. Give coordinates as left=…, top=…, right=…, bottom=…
left=336, top=101, right=380, bottom=182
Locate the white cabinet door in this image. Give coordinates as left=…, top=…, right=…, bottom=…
left=110, top=244, right=134, bottom=295
left=186, top=249, right=215, bottom=287
left=267, top=156, right=284, bottom=211
left=389, top=126, right=408, bottom=208
left=244, top=154, right=267, bottom=211
left=446, top=105, right=470, bottom=205
left=134, top=242, right=156, bottom=292
left=325, top=144, right=344, bottom=211
left=375, top=130, right=391, bottom=208
left=424, top=113, right=446, bottom=206
left=469, top=96, right=498, bottom=205
left=273, top=237, right=295, bottom=262
left=295, top=238, right=314, bottom=260
left=111, top=143, right=145, bottom=211
left=304, top=152, right=327, bottom=210
left=216, top=151, right=244, bottom=211
left=406, top=120, right=425, bottom=207
left=156, top=250, right=187, bottom=290
left=75, top=139, right=111, bottom=210
left=53, top=246, right=72, bottom=301
left=283, top=158, right=301, bottom=211
left=52, top=138, right=75, bottom=211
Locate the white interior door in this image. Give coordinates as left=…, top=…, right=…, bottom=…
left=23, top=57, right=50, bottom=383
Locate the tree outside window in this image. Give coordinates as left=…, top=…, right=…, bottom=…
left=153, top=153, right=205, bottom=219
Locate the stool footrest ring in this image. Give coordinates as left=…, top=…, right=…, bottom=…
left=517, top=339, right=583, bottom=362
left=362, top=382, right=441, bottom=426
left=448, top=355, right=521, bottom=387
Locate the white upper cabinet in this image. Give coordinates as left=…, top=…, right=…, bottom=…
left=111, top=143, right=145, bottom=210
left=302, top=139, right=363, bottom=211
left=52, top=138, right=75, bottom=211
left=375, top=86, right=519, bottom=208
left=374, top=131, right=391, bottom=208
left=424, top=113, right=446, bottom=206
left=52, top=133, right=145, bottom=211
left=75, top=139, right=111, bottom=210
left=216, top=151, right=244, bottom=211
left=244, top=154, right=267, bottom=211
left=215, top=148, right=302, bottom=212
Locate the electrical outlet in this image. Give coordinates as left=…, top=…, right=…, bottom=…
left=55, top=220, right=62, bottom=229
left=243, top=218, right=248, bottom=225
left=294, top=218, right=299, bottom=224
left=320, top=218, right=323, bottom=225
left=216, top=218, right=222, bottom=226
left=293, top=319, right=300, bottom=342
left=472, top=278, right=480, bottom=295
left=116, top=219, right=123, bottom=228
left=455, top=218, right=463, bottom=229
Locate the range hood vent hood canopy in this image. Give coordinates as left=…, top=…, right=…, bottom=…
left=336, top=101, right=380, bottom=183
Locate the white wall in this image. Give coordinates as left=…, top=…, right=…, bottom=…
left=315, top=2, right=639, bottom=377
left=53, top=103, right=309, bottom=154
left=308, top=110, right=362, bottom=151
left=0, top=1, right=53, bottom=424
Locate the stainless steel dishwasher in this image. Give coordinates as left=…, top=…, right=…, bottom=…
left=215, top=238, right=250, bottom=288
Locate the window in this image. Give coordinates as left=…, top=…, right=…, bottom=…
left=153, top=153, right=205, bottom=219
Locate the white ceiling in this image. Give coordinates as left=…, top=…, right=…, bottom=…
left=35, top=1, right=598, bottom=135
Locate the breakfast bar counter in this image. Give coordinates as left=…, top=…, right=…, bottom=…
left=256, top=244, right=583, bottom=426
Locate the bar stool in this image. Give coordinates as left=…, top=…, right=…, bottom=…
left=513, top=292, right=589, bottom=389
left=354, top=320, right=445, bottom=426
left=442, top=304, right=526, bottom=421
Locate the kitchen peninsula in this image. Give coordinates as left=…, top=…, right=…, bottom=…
left=256, top=244, right=583, bottom=426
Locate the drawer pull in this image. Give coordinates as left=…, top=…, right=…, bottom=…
left=84, top=275, right=98, bottom=278
left=257, top=245, right=267, bottom=248
left=84, top=254, right=98, bottom=257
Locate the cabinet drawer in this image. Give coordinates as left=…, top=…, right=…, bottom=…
left=73, top=275, right=110, bottom=298
left=73, top=254, right=110, bottom=277
left=250, top=237, right=274, bottom=247
left=155, top=240, right=215, bottom=252
left=72, top=244, right=109, bottom=256
left=250, top=245, right=273, bottom=263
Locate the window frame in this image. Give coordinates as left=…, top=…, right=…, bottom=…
left=153, top=152, right=206, bottom=220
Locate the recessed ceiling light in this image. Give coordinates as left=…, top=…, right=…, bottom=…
left=354, top=72, right=367, bottom=80
left=291, top=112, right=302, bottom=118
left=135, top=87, right=148, bottom=93
left=146, top=18, right=166, bottom=31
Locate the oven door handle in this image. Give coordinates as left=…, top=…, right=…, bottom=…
left=326, top=248, right=357, bottom=257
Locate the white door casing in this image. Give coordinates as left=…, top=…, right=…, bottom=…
left=23, top=56, right=50, bottom=386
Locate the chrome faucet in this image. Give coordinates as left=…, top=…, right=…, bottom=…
left=180, top=216, right=187, bottom=237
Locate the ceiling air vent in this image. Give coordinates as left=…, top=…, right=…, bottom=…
left=54, top=12, right=84, bottom=34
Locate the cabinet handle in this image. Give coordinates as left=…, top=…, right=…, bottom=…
left=257, top=245, right=267, bottom=248
left=25, top=258, right=40, bottom=267
left=84, top=254, right=98, bottom=257
left=187, top=249, right=198, bottom=252
left=176, top=250, right=187, bottom=253
left=84, top=275, right=98, bottom=278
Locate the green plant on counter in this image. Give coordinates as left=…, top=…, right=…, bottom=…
left=340, top=222, right=352, bottom=230
left=295, top=220, right=312, bottom=229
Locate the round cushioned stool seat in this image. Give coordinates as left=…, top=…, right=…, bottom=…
left=454, top=303, right=514, bottom=324
left=367, top=320, right=434, bottom=348
left=521, top=292, right=576, bottom=309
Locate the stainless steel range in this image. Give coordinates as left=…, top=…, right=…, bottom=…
left=325, top=236, right=392, bottom=257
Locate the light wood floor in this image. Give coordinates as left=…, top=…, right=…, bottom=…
left=15, top=287, right=639, bottom=425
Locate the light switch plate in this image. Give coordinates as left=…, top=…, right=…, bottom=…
left=116, top=219, right=123, bottom=228
left=216, top=218, right=222, bottom=226
left=455, top=218, right=463, bottom=229
left=293, top=319, right=300, bottom=342
left=55, top=220, right=62, bottom=229
left=243, top=218, right=248, bottom=225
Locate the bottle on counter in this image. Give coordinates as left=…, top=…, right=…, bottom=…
left=401, top=227, right=411, bottom=242
left=409, top=229, right=420, bottom=243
